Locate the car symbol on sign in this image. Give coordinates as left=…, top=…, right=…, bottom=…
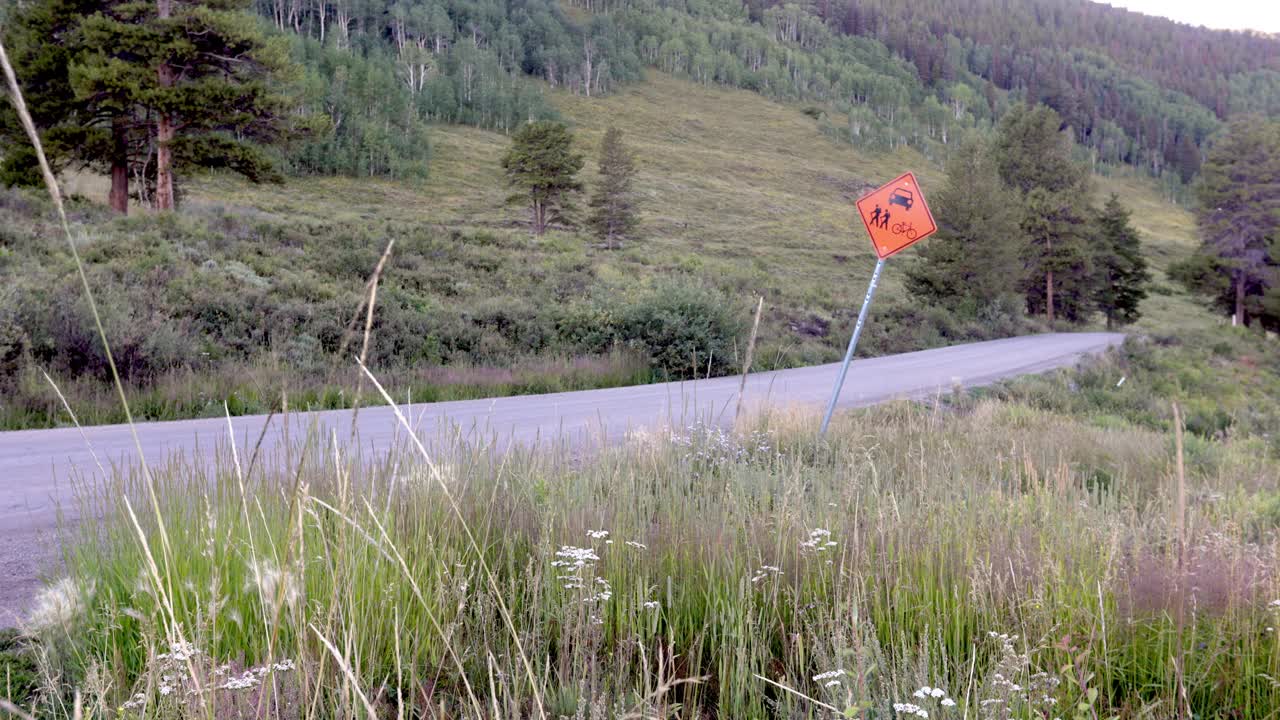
left=888, top=188, right=914, bottom=211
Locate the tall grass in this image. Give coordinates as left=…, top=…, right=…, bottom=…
left=11, top=400, right=1280, bottom=718
left=0, top=352, right=652, bottom=431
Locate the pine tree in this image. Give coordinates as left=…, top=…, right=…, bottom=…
left=0, top=0, right=137, bottom=211
left=501, top=121, right=584, bottom=236
left=903, top=138, right=1023, bottom=313
left=2, top=0, right=293, bottom=211
left=1187, top=116, right=1280, bottom=327
left=586, top=126, right=639, bottom=248
left=1093, top=194, right=1151, bottom=328
left=994, top=104, right=1095, bottom=323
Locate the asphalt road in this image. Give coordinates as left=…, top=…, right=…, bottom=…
left=0, top=332, right=1123, bottom=622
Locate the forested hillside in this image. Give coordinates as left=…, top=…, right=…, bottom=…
left=5, top=0, right=1276, bottom=189
left=839, top=0, right=1280, bottom=175
left=246, top=0, right=1279, bottom=186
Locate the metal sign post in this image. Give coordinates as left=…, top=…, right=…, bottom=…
left=820, top=171, right=936, bottom=437
left=819, top=257, right=885, bottom=435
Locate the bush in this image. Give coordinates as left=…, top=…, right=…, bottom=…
left=560, top=278, right=745, bottom=379
left=859, top=295, right=1040, bottom=357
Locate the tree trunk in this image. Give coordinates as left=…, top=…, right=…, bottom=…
left=154, top=0, right=175, bottom=211
left=1235, top=272, right=1246, bottom=327
left=1046, top=268, right=1055, bottom=323
left=533, top=200, right=545, bottom=235
left=109, top=116, right=129, bottom=215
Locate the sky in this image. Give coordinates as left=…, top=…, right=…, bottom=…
left=1104, top=0, right=1280, bottom=34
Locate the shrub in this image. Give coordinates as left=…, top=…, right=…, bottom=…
left=562, top=278, right=745, bottom=379
left=859, top=296, right=1040, bottom=357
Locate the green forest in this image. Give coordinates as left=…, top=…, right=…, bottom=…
left=4, top=0, right=1279, bottom=193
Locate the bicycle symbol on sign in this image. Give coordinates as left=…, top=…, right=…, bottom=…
left=891, top=221, right=918, bottom=240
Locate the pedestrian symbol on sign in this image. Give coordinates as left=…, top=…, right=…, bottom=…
left=856, top=172, right=936, bottom=259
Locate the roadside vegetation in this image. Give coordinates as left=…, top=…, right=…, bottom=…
left=7, top=368, right=1280, bottom=717
left=0, top=72, right=1214, bottom=431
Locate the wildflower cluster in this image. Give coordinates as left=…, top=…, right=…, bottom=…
left=552, top=531, right=617, bottom=624
left=813, top=668, right=846, bottom=688
left=214, top=658, right=297, bottom=691
left=893, top=702, right=930, bottom=718
left=584, top=577, right=613, bottom=604
left=119, top=641, right=296, bottom=713
left=894, top=685, right=956, bottom=718
left=800, top=528, right=838, bottom=554
left=978, top=632, right=1060, bottom=718
left=552, top=546, right=600, bottom=572
left=750, top=565, right=783, bottom=584
left=670, top=421, right=779, bottom=477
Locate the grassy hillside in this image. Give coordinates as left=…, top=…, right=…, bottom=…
left=190, top=74, right=934, bottom=356
left=190, top=73, right=1216, bottom=342
left=1, top=74, right=1224, bottom=429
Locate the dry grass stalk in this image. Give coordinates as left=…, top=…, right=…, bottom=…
left=734, top=295, right=764, bottom=423
left=310, top=624, right=379, bottom=719
left=347, top=238, right=396, bottom=425
left=1, top=35, right=201, bottom=699
left=356, top=357, right=549, bottom=720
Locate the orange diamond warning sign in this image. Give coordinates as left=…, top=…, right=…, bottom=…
left=855, top=172, right=937, bottom=259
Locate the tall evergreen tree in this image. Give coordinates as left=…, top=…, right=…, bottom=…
left=586, top=126, right=639, bottom=248
left=1093, top=194, right=1151, bottom=328
left=1187, top=116, right=1280, bottom=327
left=2, top=0, right=294, bottom=211
left=994, top=104, right=1094, bottom=322
left=501, top=120, right=584, bottom=236
left=903, top=138, right=1023, bottom=312
left=0, top=0, right=138, bottom=211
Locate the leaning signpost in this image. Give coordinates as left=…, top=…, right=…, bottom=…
left=819, top=171, right=938, bottom=435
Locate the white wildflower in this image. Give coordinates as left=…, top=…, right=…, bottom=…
left=893, top=702, right=928, bottom=718
left=931, top=687, right=946, bottom=698
left=625, top=541, right=647, bottom=550
left=800, top=528, right=837, bottom=553
left=643, top=601, right=660, bottom=610
left=813, top=669, right=846, bottom=682
left=941, top=698, right=956, bottom=707
left=218, top=673, right=260, bottom=691
left=586, top=529, right=610, bottom=540
left=584, top=577, right=613, bottom=603
left=824, top=680, right=841, bottom=688
left=551, top=546, right=599, bottom=568
left=157, top=641, right=200, bottom=663
left=751, top=565, right=783, bottom=583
